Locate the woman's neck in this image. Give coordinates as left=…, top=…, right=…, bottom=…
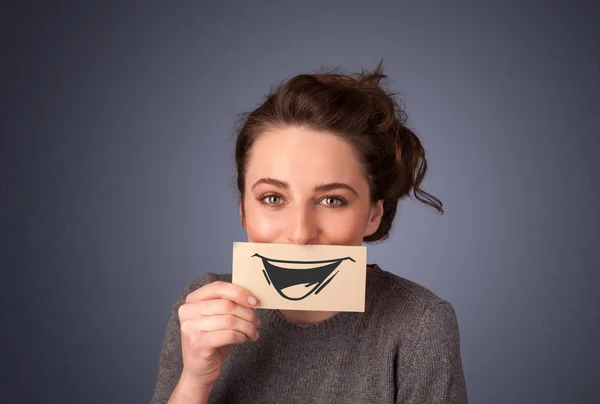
left=278, top=265, right=372, bottom=326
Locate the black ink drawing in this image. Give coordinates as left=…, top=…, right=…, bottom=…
left=252, top=253, right=355, bottom=301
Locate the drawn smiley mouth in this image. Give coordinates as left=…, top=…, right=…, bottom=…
left=251, top=253, right=355, bottom=301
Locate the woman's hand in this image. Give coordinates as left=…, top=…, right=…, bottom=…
left=177, top=281, right=261, bottom=389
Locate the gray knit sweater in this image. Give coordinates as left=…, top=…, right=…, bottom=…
left=150, top=264, right=468, bottom=403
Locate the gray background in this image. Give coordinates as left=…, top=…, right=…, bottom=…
left=1, top=1, right=598, bottom=403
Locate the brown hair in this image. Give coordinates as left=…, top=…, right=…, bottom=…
left=234, top=61, right=443, bottom=242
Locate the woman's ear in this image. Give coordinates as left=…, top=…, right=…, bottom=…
left=364, top=200, right=384, bottom=237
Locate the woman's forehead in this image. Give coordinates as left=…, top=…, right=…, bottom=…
left=245, top=128, right=366, bottom=188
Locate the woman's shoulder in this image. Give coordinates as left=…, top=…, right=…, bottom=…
left=370, top=264, right=448, bottom=306
left=369, top=264, right=460, bottom=332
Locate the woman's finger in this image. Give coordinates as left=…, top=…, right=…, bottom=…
left=202, top=329, right=248, bottom=349
left=186, top=281, right=258, bottom=308
left=179, top=299, right=261, bottom=327
left=183, top=315, right=260, bottom=342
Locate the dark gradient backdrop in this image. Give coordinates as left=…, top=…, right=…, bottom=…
left=1, top=1, right=598, bottom=403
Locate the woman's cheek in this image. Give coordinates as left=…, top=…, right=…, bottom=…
left=245, top=211, right=282, bottom=243
left=320, top=211, right=365, bottom=245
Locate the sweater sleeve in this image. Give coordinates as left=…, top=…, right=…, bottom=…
left=149, top=272, right=221, bottom=404
left=396, top=301, right=468, bottom=404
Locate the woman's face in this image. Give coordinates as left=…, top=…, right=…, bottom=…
left=241, top=126, right=384, bottom=246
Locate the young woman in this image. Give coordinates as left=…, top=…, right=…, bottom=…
left=151, top=63, right=468, bottom=404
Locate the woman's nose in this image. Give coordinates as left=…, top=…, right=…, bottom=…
left=286, top=205, right=318, bottom=245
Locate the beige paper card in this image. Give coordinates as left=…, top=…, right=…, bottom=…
left=232, top=242, right=367, bottom=312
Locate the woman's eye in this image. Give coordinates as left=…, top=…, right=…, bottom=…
left=321, top=197, right=346, bottom=207
left=263, top=195, right=282, bottom=205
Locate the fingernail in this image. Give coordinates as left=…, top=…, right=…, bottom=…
left=247, top=296, right=257, bottom=306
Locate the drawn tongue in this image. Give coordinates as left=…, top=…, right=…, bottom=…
left=281, top=283, right=320, bottom=299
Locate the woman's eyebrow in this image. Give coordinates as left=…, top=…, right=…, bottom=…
left=314, top=182, right=358, bottom=197
left=251, top=177, right=289, bottom=190
left=251, top=178, right=358, bottom=197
